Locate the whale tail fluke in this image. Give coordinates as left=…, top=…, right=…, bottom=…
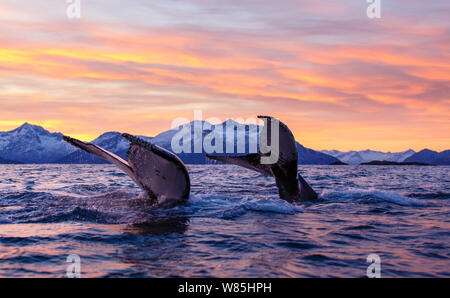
left=298, top=174, right=319, bottom=201
left=63, top=134, right=190, bottom=206
left=122, top=133, right=190, bottom=205
left=205, top=116, right=318, bottom=202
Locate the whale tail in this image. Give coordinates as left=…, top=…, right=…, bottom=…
left=297, top=174, right=319, bottom=202
left=63, top=134, right=190, bottom=207
left=206, top=116, right=317, bottom=202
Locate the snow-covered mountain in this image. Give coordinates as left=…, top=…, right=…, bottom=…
left=92, top=132, right=131, bottom=152
left=150, top=120, right=339, bottom=164
left=59, top=132, right=153, bottom=164
left=0, top=123, right=76, bottom=163
left=321, top=149, right=416, bottom=165
left=0, top=122, right=339, bottom=164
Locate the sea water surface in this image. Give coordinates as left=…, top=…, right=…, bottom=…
left=0, top=164, right=448, bottom=277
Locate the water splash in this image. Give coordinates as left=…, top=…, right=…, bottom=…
left=320, top=188, right=427, bottom=206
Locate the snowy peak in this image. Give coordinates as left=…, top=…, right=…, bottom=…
left=92, top=132, right=129, bottom=152
left=10, top=122, right=55, bottom=137
left=59, top=132, right=154, bottom=164
left=92, top=131, right=153, bottom=153
left=321, top=149, right=416, bottom=165
left=152, top=119, right=262, bottom=151
left=0, top=123, right=75, bottom=163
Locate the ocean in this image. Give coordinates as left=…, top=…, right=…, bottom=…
left=0, top=164, right=448, bottom=277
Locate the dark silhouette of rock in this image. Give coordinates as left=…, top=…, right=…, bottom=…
left=361, top=160, right=431, bottom=166
left=330, top=161, right=348, bottom=165
left=297, top=143, right=340, bottom=165
left=0, top=156, right=21, bottom=164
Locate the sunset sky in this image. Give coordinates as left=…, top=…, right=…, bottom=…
left=0, top=0, right=448, bottom=151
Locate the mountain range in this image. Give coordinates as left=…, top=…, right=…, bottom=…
left=321, top=149, right=416, bottom=165
left=322, top=149, right=450, bottom=165
left=0, top=123, right=76, bottom=163
left=0, top=122, right=339, bottom=165
left=0, top=123, right=448, bottom=165
left=404, top=149, right=450, bottom=165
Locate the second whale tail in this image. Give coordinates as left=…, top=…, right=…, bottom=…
left=207, top=116, right=318, bottom=202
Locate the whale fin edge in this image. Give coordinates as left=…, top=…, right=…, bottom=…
left=62, top=135, right=141, bottom=188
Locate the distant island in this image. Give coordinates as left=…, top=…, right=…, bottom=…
left=330, top=161, right=348, bottom=165
left=360, top=161, right=432, bottom=166
left=0, top=157, right=21, bottom=164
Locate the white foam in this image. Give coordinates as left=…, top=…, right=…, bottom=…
left=186, top=194, right=303, bottom=218
left=321, top=188, right=426, bottom=206
left=241, top=197, right=304, bottom=214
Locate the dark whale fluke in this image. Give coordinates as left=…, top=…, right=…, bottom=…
left=206, top=115, right=318, bottom=202
left=63, top=134, right=190, bottom=207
